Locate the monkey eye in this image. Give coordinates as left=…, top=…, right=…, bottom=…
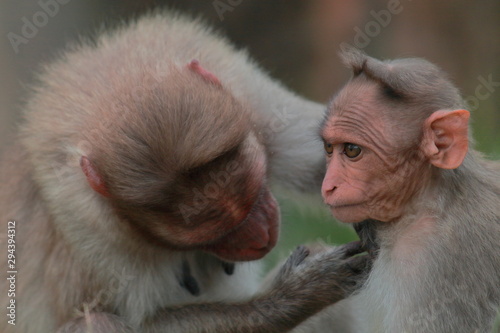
left=343, top=143, right=362, bottom=158
left=324, top=142, right=334, bottom=155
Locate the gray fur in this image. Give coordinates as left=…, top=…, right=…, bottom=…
left=304, top=50, right=500, bottom=333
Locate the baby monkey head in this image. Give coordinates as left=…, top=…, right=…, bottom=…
left=321, top=48, right=469, bottom=223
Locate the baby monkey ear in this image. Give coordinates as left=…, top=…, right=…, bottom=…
left=421, top=109, right=470, bottom=169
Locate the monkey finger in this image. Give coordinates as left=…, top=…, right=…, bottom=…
left=287, top=245, right=311, bottom=267
left=339, top=240, right=365, bottom=259
left=367, top=244, right=380, bottom=260
left=277, top=245, right=311, bottom=278
left=302, top=241, right=331, bottom=256
left=335, top=255, right=373, bottom=296
left=345, top=254, right=373, bottom=275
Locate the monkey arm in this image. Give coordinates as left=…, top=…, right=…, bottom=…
left=58, top=243, right=371, bottom=333
left=236, top=65, right=326, bottom=192
left=57, top=301, right=323, bottom=333
left=142, top=244, right=369, bottom=333
left=57, top=313, right=135, bottom=333
left=263, top=95, right=326, bottom=192
left=59, top=300, right=312, bottom=333
left=143, top=300, right=316, bottom=333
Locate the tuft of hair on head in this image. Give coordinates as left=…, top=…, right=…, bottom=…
left=338, top=46, right=464, bottom=109
left=339, top=45, right=369, bottom=76
left=339, top=46, right=409, bottom=96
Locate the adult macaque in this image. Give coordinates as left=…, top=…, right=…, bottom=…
left=0, top=13, right=370, bottom=333
left=309, top=49, right=500, bottom=332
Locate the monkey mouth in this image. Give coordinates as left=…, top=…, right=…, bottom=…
left=329, top=202, right=366, bottom=209
left=207, top=242, right=275, bottom=262
left=204, top=188, right=280, bottom=262
left=327, top=201, right=369, bottom=224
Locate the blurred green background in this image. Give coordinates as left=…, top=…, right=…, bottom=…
left=1, top=1, right=498, bottom=270
left=266, top=191, right=357, bottom=270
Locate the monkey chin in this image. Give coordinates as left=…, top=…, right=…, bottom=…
left=207, top=243, right=276, bottom=262
left=204, top=218, right=279, bottom=262
left=205, top=189, right=280, bottom=262
left=329, top=203, right=368, bottom=224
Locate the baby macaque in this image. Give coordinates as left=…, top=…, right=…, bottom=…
left=308, top=48, right=500, bottom=333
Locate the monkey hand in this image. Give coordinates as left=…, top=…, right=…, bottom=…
left=354, top=220, right=380, bottom=259
left=268, top=241, right=372, bottom=311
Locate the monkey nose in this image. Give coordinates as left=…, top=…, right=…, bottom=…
left=321, top=183, right=337, bottom=200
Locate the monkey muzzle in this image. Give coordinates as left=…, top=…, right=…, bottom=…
left=204, top=188, right=280, bottom=262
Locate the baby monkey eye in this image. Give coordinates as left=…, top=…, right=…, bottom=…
left=324, top=142, right=334, bottom=155
left=343, top=143, right=362, bottom=158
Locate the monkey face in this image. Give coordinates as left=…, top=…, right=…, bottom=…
left=146, top=140, right=280, bottom=262
left=82, top=132, right=280, bottom=262
left=101, top=140, right=279, bottom=262
left=320, top=83, right=430, bottom=223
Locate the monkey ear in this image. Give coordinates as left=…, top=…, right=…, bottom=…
left=421, top=109, right=470, bottom=169
left=187, top=60, right=222, bottom=87
left=80, top=156, right=110, bottom=197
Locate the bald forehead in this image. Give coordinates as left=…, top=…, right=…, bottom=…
left=321, top=79, right=392, bottom=151
left=323, top=80, right=380, bottom=131
left=330, top=78, right=377, bottom=116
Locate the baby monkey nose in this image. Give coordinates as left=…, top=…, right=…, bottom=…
left=321, top=182, right=337, bottom=200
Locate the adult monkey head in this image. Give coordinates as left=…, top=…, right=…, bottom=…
left=321, top=49, right=469, bottom=224
left=79, top=60, right=278, bottom=262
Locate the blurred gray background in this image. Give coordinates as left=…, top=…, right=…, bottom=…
left=1, top=0, right=499, bottom=264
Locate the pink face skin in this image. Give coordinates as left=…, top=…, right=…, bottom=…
left=320, top=85, right=430, bottom=223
